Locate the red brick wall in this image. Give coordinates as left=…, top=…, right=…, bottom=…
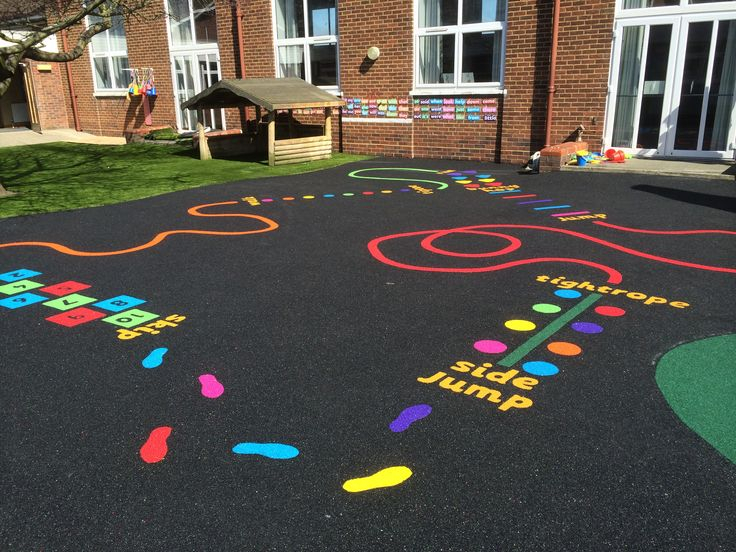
left=41, top=0, right=615, bottom=162
left=26, top=60, right=70, bottom=130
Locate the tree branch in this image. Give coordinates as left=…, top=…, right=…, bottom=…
left=24, top=21, right=110, bottom=63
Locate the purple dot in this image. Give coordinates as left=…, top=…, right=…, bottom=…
left=571, top=322, right=603, bottom=334
left=474, top=340, right=508, bottom=354
left=462, top=170, right=478, bottom=174
left=448, top=172, right=462, bottom=176
left=261, top=198, right=274, bottom=202
left=400, top=188, right=411, bottom=192
left=389, top=404, right=432, bottom=433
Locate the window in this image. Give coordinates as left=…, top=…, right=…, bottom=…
left=415, top=0, right=506, bottom=91
left=168, top=0, right=218, bottom=47
left=274, top=0, right=338, bottom=89
left=88, top=14, right=129, bottom=91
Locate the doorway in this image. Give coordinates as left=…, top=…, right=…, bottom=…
left=605, top=12, right=736, bottom=159
left=172, top=51, right=225, bottom=132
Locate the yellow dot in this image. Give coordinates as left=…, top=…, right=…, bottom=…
left=381, top=190, right=393, bottom=194
left=456, top=180, right=472, bottom=184
left=303, top=195, right=315, bottom=199
left=504, top=319, right=536, bottom=331
left=342, top=466, right=413, bottom=493
left=479, top=178, right=496, bottom=183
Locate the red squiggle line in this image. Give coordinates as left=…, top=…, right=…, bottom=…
left=593, top=221, right=736, bottom=236
left=0, top=202, right=279, bottom=257
left=368, top=223, right=736, bottom=282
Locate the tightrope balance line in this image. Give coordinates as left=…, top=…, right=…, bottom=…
left=498, top=293, right=602, bottom=367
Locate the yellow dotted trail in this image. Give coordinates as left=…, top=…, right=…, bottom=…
left=342, top=466, right=413, bottom=493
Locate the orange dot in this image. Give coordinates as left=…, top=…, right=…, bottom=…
left=282, top=197, right=295, bottom=201
left=547, top=342, right=582, bottom=356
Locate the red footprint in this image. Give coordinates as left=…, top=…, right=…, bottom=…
left=140, top=426, right=173, bottom=464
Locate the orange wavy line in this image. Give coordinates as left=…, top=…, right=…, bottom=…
left=0, top=201, right=279, bottom=257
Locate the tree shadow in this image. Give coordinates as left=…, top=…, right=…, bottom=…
left=632, top=184, right=736, bottom=213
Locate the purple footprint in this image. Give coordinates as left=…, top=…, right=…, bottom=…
left=389, top=404, right=432, bottom=433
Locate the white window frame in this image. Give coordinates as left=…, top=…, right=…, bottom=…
left=163, top=0, right=225, bottom=132
left=412, top=0, right=507, bottom=96
left=271, top=0, right=340, bottom=93
left=615, top=0, right=736, bottom=19
left=166, top=0, right=219, bottom=48
left=87, top=14, right=129, bottom=95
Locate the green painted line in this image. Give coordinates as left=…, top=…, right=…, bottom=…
left=498, top=293, right=602, bottom=367
left=348, top=168, right=449, bottom=190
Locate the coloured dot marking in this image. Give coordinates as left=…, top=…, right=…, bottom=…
left=547, top=341, right=582, bottom=356
left=400, top=188, right=411, bottom=192
left=381, top=190, right=393, bottom=194
left=448, top=172, right=462, bottom=176
left=140, top=426, right=172, bottom=464
left=362, top=191, right=374, bottom=195
left=555, top=289, right=582, bottom=299
left=474, top=340, right=508, bottom=354
left=478, top=178, right=496, bottom=183
left=595, top=306, right=626, bottom=317
left=456, top=180, right=472, bottom=184
left=452, top=176, right=467, bottom=180
left=282, top=197, right=295, bottom=201
left=505, top=319, right=536, bottom=332
left=343, top=466, right=413, bottom=493
left=532, top=303, right=562, bottom=314
left=323, top=194, right=335, bottom=198
left=198, top=374, right=225, bottom=398
left=462, top=170, right=477, bottom=174
left=303, top=195, right=315, bottom=199
left=571, top=322, right=604, bottom=334
left=477, top=174, right=491, bottom=178
left=465, top=184, right=481, bottom=189
left=261, top=198, right=274, bottom=202
left=522, top=361, right=559, bottom=376
left=343, top=192, right=355, bottom=196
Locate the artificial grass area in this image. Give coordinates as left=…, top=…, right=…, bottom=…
left=0, top=142, right=370, bottom=219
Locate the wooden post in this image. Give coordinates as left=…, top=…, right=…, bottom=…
left=324, top=107, right=332, bottom=141
left=267, top=110, right=276, bottom=166
left=255, top=106, right=262, bottom=134
left=288, top=109, right=294, bottom=138
left=196, top=109, right=211, bottom=161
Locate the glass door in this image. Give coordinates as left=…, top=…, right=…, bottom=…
left=172, top=52, right=224, bottom=132
left=606, top=13, right=736, bottom=159
left=608, top=18, right=679, bottom=156
left=667, top=16, right=736, bottom=157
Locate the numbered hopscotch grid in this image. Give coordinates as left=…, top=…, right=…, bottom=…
left=0, top=268, right=157, bottom=330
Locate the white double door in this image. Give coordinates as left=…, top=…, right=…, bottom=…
left=171, top=50, right=225, bottom=132
left=605, top=12, right=736, bottom=159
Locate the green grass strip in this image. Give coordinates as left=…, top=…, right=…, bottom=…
left=498, top=293, right=603, bottom=367
left=348, top=168, right=448, bottom=190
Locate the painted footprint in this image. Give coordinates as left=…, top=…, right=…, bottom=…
left=198, top=374, right=224, bottom=398
left=140, top=426, right=172, bottom=464
left=389, top=404, right=432, bottom=433
left=232, top=442, right=299, bottom=459
left=142, top=347, right=168, bottom=369
left=342, top=466, right=413, bottom=493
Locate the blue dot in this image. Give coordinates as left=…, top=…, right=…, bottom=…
left=477, top=174, right=491, bottom=178
left=522, top=361, right=559, bottom=376
left=555, top=289, right=582, bottom=299
left=452, top=176, right=466, bottom=180
left=323, top=194, right=335, bottom=198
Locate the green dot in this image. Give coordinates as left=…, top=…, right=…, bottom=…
left=533, top=303, right=562, bottom=314
left=343, top=193, right=355, bottom=196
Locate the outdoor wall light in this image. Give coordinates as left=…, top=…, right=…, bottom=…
left=366, top=46, right=380, bottom=61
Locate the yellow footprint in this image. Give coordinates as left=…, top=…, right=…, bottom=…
left=342, top=466, right=413, bottom=493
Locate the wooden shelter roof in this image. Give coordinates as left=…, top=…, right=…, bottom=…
left=181, top=78, right=344, bottom=111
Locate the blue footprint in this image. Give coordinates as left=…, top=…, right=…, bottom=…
left=142, top=347, right=168, bottom=369
left=232, top=442, right=299, bottom=459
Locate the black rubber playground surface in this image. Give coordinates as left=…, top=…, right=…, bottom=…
left=1, top=159, right=735, bottom=551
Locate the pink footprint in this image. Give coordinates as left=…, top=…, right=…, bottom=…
left=198, top=374, right=224, bottom=399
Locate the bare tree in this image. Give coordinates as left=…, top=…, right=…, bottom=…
left=0, top=0, right=151, bottom=98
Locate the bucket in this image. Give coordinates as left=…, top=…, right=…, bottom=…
left=577, top=155, right=587, bottom=167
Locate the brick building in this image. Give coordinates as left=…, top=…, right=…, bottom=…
left=2, top=0, right=735, bottom=163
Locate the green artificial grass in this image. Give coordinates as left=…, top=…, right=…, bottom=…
left=0, top=142, right=370, bottom=219
left=656, top=334, right=736, bottom=464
